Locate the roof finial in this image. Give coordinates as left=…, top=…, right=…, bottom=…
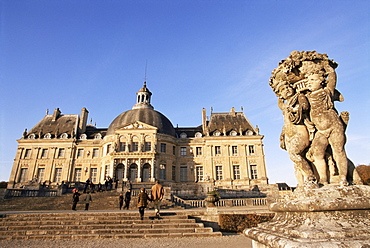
left=144, top=59, right=148, bottom=86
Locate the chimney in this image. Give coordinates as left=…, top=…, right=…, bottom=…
left=202, top=108, right=208, bottom=135
left=79, top=107, right=89, bottom=134
left=52, top=108, right=61, bottom=121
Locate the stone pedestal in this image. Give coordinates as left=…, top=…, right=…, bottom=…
left=244, top=185, right=370, bottom=248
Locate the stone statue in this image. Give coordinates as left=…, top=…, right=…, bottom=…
left=270, top=51, right=359, bottom=186
left=270, top=79, right=315, bottom=186
left=245, top=51, right=368, bottom=248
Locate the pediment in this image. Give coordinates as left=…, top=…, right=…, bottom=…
left=115, top=121, right=157, bottom=131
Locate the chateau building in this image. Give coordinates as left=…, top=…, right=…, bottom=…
left=8, top=83, right=268, bottom=190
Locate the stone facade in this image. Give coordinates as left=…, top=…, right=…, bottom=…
left=8, top=82, right=268, bottom=191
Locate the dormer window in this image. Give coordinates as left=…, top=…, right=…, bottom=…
left=60, top=133, right=68, bottom=139
left=195, top=132, right=202, bottom=138
left=44, top=133, right=52, bottom=139
left=213, top=130, right=221, bottom=136
left=230, top=130, right=238, bottom=136
left=180, top=132, right=187, bottom=138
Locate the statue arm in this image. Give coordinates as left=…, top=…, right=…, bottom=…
left=278, top=98, right=284, bottom=110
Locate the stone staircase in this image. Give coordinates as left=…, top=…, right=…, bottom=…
left=0, top=212, right=222, bottom=240
left=0, top=190, right=181, bottom=211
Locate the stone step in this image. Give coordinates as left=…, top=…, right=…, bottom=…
left=0, top=231, right=222, bottom=240
left=0, top=218, right=197, bottom=226
left=1, top=222, right=204, bottom=231
left=0, top=227, right=214, bottom=236
left=0, top=212, right=222, bottom=240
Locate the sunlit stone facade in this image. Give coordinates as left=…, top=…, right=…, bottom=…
left=8, top=83, right=268, bottom=189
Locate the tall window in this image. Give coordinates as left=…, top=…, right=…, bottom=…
left=144, top=142, right=151, bottom=152
left=92, top=148, right=99, bottom=158
left=41, top=149, right=48, bottom=158
left=105, top=165, right=110, bottom=177
left=54, top=168, right=62, bottom=183
left=180, top=147, right=187, bottom=156
left=196, top=166, right=203, bottom=182
left=232, top=146, right=238, bottom=156
left=215, top=146, right=221, bottom=155
left=250, top=165, right=258, bottom=179
left=172, top=166, right=176, bottom=181
left=132, top=142, right=139, bottom=152
left=180, top=166, right=187, bottom=182
left=106, top=144, right=111, bottom=154
left=58, top=148, right=65, bottom=158
left=24, top=149, right=32, bottom=158
left=215, top=166, right=223, bottom=180
left=196, top=147, right=202, bottom=156
left=173, top=146, right=176, bottom=155
left=37, top=168, right=45, bottom=183
left=19, top=168, right=28, bottom=183
left=233, top=165, right=241, bottom=180
left=120, top=142, right=126, bottom=152
left=161, top=143, right=166, bottom=153
left=77, top=149, right=84, bottom=158
left=90, top=168, right=98, bottom=183
left=159, top=164, right=166, bottom=180
left=74, top=168, right=82, bottom=182
left=249, top=145, right=255, bottom=154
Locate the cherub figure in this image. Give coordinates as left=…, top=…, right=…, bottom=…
left=304, top=71, right=348, bottom=186
left=272, top=80, right=316, bottom=186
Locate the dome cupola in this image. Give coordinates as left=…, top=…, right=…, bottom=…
left=106, top=82, right=176, bottom=137
left=133, top=81, right=153, bottom=110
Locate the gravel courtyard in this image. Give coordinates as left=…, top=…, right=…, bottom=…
left=0, top=234, right=252, bottom=248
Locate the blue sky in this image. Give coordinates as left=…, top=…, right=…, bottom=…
left=1, top=1, right=369, bottom=185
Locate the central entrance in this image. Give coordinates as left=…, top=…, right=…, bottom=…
left=129, top=164, right=138, bottom=181
left=142, top=163, right=151, bottom=182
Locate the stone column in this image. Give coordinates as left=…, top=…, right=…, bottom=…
left=150, top=158, right=155, bottom=182
left=137, top=159, right=142, bottom=182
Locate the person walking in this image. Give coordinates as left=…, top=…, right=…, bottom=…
left=151, top=180, right=164, bottom=218
left=119, top=193, right=124, bottom=210
left=84, top=191, right=93, bottom=211
left=83, top=178, right=90, bottom=193
left=137, top=188, right=150, bottom=220
left=123, top=189, right=131, bottom=210
left=72, top=189, right=81, bottom=211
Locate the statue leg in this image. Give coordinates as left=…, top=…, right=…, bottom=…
left=309, top=133, right=329, bottom=185
left=287, top=135, right=315, bottom=185
left=328, top=131, right=348, bottom=185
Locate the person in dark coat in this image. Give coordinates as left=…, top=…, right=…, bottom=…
left=84, top=191, right=93, bottom=211
left=137, top=188, right=150, bottom=220
left=83, top=178, right=90, bottom=193
left=123, top=190, right=131, bottom=210
left=72, top=189, right=81, bottom=211
left=119, top=193, right=124, bottom=210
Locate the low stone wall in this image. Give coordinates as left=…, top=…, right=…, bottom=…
left=219, top=213, right=274, bottom=233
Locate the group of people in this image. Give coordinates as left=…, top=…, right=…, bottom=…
left=137, top=180, right=165, bottom=220
left=71, top=180, right=165, bottom=220
left=83, top=177, right=120, bottom=193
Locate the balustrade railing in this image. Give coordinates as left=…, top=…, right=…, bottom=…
left=171, top=194, right=267, bottom=209
left=4, top=189, right=59, bottom=199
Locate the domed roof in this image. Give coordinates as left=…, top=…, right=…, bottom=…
left=107, top=82, right=175, bottom=136
left=107, top=108, right=176, bottom=136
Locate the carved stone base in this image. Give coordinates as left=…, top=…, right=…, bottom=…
left=244, top=185, right=370, bottom=248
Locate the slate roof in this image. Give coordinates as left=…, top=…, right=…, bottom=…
left=26, top=114, right=78, bottom=139
left=175, top=126, right=203, bottom=138
left=107, top=108, right=176, bottom=137
left=206, top=112, right=256, bottom=135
